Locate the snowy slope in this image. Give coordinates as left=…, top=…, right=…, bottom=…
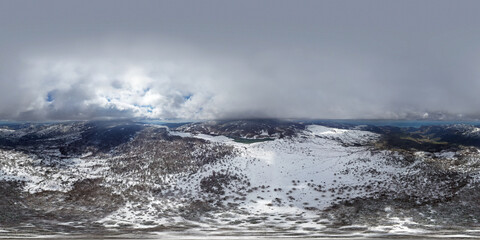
left=1, top=122, right=480, bottom=238
left=97, top=125, right=410, bottom=233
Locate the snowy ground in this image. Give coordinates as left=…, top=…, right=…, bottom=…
left=1, top=123, right=480, bottom=238
left=97, top=125, right=422, bottom=236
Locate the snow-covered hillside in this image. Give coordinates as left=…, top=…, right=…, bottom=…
left=0, top=120, right=480, bottom=238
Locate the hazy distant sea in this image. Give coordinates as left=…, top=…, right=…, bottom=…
left=308, top=119, right=480, bottom=128
left=1, top=119, right=480, bottom=129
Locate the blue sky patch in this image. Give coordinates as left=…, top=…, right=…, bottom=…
left=184, top=94, right=193, bottom=101
left=46, top=91, right=55, bottom=102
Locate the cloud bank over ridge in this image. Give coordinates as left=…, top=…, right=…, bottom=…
left=2, top=0, right=480, bottom=120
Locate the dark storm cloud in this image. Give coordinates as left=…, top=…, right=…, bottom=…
left=1, top=0, right=480, bottom=120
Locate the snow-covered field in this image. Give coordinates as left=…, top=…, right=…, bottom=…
left=1, top=123, right=480, bottom=238
left=97, top=125, right=423, bottom=236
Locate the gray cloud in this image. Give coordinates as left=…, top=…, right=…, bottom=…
left=1, top=0, right=480, bottom=120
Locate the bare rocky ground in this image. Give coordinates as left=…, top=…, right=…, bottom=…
left=0, top=120, right=480, bottom=238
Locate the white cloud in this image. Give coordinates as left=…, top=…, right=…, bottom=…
left=2, top=1, right=480, bottom=120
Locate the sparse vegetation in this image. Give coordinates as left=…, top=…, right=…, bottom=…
left=0, top=120, right=480, bottom=236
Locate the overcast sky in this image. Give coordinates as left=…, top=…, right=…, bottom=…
left=1, top=0, right=480, bottom=120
